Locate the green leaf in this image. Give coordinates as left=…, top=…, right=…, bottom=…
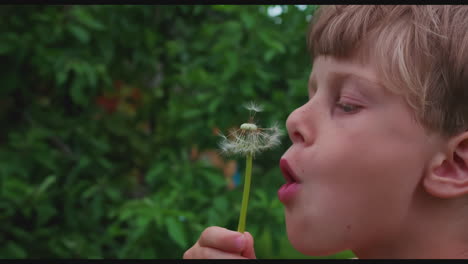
left=6, top=241, right=27, bottom=258
left=146, top=164, right=166, bottom=185
left=165, top=216, right=187, bottom=248
left=72, top=8, right=105, bottom=31
left=70, top=80, right=87, bottom=106
left=56, top=65, right=71, bottom=86
left=181, top=109, right=202, bottom=119
left=67, top=157, right=91, bottom=185
left=264, top=49, right=276, bottom=62
left=36, top=203, right=58, bottom=226
left=240, top=12, right=254, bottom=29
left=4, top=178, right=33, bottom=203
left=35, top=175, right=56, bottom=198
left=68, top=24, right=90, bottom=43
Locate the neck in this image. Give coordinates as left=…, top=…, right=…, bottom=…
left=353, top=187, right=468, bottom=259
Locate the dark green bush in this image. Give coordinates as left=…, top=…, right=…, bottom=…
left=0, top=5, right=354, bottom=259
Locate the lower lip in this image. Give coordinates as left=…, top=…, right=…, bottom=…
left=278, top=182, right=300, bottom=203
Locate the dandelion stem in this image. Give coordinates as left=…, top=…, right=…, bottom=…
left=237, top=153, right=253, bottom=233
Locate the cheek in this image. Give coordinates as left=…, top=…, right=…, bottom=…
left=284, top=142, right=365, bottom=255
left=315, top=124, right=426, bottom=207
left=286, top=123, right=428, bottom=254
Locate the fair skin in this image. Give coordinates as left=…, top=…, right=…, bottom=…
left=183, top=55, right=468, bottom=259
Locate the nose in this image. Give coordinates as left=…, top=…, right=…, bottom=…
left=286, top=103, right=313, bottom=145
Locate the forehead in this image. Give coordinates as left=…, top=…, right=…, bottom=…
left=309, top=56, right=381, bottom=84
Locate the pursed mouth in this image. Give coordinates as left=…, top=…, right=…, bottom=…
left=280, top=158, right=300, bottom=183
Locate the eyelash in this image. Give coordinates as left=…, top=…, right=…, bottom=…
left=336, top=100, right=361, bottom=113
left=308, top=90, right=363, bottom=114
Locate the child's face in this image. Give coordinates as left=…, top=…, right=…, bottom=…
left=280, top=56, right=444, bottom=256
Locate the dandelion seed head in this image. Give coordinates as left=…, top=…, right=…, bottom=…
left=219, top=107, right=283, bottom=157
left=240, top=123, right=258, bottom=131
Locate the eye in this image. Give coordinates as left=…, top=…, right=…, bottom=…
left=336, top=102, right=361, bottom=113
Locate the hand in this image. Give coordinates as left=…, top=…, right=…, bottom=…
left=183, top=226, right=256, bottom=259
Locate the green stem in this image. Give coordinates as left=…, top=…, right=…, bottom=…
left=237, top=153, right=253, bottom=233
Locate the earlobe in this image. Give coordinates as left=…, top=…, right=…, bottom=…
left=423, top=132, right=468, bottom=199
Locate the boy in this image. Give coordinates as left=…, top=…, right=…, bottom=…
left=183, top=5, right=468, bottom=258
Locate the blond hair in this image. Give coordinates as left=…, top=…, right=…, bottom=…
left=308, top=5, right=468, bottom=136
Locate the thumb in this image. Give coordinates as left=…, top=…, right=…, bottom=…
left=241, top=232, right=256, bottom=259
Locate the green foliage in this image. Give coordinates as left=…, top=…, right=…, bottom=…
left=0, top=5, right=354, bottom=259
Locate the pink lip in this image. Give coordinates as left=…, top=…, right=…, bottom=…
left=278, top=159, right=301, bottom=203
left=279, top=159, right=300, bottom=183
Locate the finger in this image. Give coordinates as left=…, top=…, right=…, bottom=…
left=184, top=244, right=249, bottom=259
left=241, top=231, right=256, bottom=259
left=198, top=226, right=245, bottom=254
left=183, top=243, right=199, bottom=259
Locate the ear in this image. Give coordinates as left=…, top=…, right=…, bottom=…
left=423, top=131, right=468, bottom=199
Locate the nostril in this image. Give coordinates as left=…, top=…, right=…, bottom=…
left=293, top=131, right=305, bottom=143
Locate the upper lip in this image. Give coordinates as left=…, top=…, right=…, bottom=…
left=280, top=158, right=300, bottom=183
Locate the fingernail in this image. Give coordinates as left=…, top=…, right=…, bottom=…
left=235, top=235, right=245, bottom=250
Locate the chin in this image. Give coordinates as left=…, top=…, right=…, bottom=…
left=290, top=240, right=343, bottom=257
left=286, top=224, right=346, bottom=257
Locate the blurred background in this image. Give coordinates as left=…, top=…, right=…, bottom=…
left=0, top=5, right=354, bottom=259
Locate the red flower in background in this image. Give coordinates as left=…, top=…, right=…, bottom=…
left=96, top=95, right=119, bottom=114
left=95, top=80, right=142, bottom=115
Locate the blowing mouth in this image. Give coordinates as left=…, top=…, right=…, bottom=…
left=280, top=158, right=300, bottom=183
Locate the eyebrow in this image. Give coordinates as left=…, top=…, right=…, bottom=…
left=309, top=71, right=384, bottom=99
left=345, top=73, right=386, bottom=99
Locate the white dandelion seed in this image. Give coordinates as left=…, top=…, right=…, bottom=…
left=243, top=101, right=264, bottom=113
